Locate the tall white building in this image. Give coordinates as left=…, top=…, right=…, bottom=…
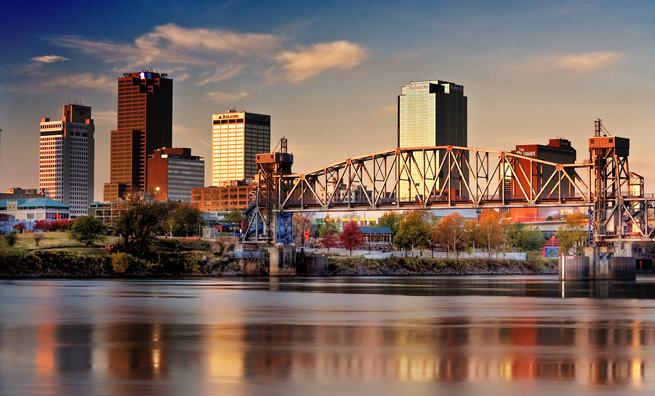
left=39, top=104, right=95, bottom=216
left=211, top=110, right=270, bottom=186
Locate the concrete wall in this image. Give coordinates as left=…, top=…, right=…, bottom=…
left=304, top=248, right=527, bottom=260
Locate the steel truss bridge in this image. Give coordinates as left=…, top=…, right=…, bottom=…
left=245, top=133, right=655, bottom=245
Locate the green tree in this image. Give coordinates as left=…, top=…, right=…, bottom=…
left=318, top=215, right=339, bottom=237
left=112, top=199, right=170, bottom=255
left=339, top=221, right=365, bottom=256
left=168, top=204, right=206, bottom=237
left=431, top=213, right=467, bottom=258
left=225, top=208, right=247, bottom=223
left=394, top=211, right=431, bottom=255
left=5, top=232, right=17, bottom=248
left=518, top=227, right=546, bottom=252
left=69, top=216, right=106, bottom=246
left=377, top=211, right=404, bottom=238
left=555, top=212, right=588, bottom=254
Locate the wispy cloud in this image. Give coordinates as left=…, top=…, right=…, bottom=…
left=276, top=41, right=369, bottom=82
left=49, top=25, right=369, bottom=86
left=206, top=91, right=249, bottom=102
left=92, top=110, right=117, bottom=123
left=43, top=73, right=114, bottom=91
left=31, top=55, right=69, bottom=63
left=375, top=104, right=397, bottom=116
left=196, top=64, right=245, bottom=86
left=555, top=52, right=625, bottom=72
left=506, top=51, right=625, bottom=73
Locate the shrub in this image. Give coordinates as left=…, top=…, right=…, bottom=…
left=111, top=253, right=132, bottom=274
left=5, top=232, right=17, bottom=247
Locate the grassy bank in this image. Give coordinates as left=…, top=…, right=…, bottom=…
left=328, top=255, right=558, bottom=276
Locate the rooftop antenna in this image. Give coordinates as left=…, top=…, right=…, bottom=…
left=595, top=119, right=611, bottom=137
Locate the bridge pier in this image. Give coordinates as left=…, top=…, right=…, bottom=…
left=559, top=243, right=636, bottom=280
left=268, top=244, right=296, bottom=276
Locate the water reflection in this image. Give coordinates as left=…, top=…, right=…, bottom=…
left=1, top=278, right=655, bottom=395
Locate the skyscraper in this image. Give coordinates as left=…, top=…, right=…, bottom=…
left=39, top=104, right=95, bottom=216
left=211, top=110, right=270, bottom=186
left=398, top=80, right=467, bottom=200
left=103, top=70, right=173, bottom=201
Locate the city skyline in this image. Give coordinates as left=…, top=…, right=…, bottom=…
left=0, top=1, right=653, bottom=200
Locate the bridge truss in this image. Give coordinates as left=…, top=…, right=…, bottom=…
left=245, top=143, right=655, bottom=244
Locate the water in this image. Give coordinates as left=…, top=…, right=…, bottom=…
left=2, top=276, right=655, bottom=395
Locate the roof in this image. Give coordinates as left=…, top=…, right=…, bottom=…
left=0, top=197, right=69, bottom=209
left=360, top=226, right=392, bottom=235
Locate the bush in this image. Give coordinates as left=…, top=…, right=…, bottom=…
left=111, top=253, right=133, bottom=274
left=5, top=233, right=17, bottom=247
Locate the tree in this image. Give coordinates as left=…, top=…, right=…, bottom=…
left=33, top=220, right=49, bottom=231
left=339, top=221, right=365, bottom=256
left=5, top=232, right=17, bottom=248
left=112, top=200, right=170, bottom=254
left=318, top=215, right=339, bottom=237
left=431, top=213, right=467, bottom=258
left=70, top=216, right=107, bottom=246
left=394, top=211, right=431, bottom=256
left=320, top=228, right=339, bottom=253
left=518, top=226, right=546, bottom=252
left=478, top=210, right=505, bottom=254
left=293, top=212, right=315, bottom=247
left=168, top=203, right=205, bottom=237
left=13, top=223, right=26, bottom=233
left=225, top=208, right=246, bottom=223
left=32, top=233, right=44, bottom=247
left=555, top=212, right=588, bottom=254
left=377, top=211, right=404, bottom=238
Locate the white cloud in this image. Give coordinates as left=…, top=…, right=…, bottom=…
left=91, top=110, right=117, bottom=123
left=276, top=41, right=369, bottom=82
left=506, top=51, right=625, bottom=73
left=43, top=73, right=113, bottom=91
left=206, top=91, right=249, bottom=102
left=196, top=64, right=245, bottom=86
left=555, top=52, right=625, bottom=72
left=31, top=55, right=69, bottom=63
left=376, top=104, right=397, bottom=116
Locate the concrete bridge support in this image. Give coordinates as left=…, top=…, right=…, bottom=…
left=268, top=244, right=296, bottom=276
left=559, top=243, right=636, bottom=280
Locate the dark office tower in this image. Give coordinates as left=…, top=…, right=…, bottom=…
left=103, top=70, right=173, bottom=202
left=398, top=80, right=467, bottom=200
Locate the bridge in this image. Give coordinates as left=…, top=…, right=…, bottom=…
left=245, top=124, right=655, bottom=249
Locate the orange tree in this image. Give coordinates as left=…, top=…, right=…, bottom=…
left=339, top=221, right=365, bottom=256
left=478, top=209, right=505, bottom=254
left=431, top=213, right=467, bottom=258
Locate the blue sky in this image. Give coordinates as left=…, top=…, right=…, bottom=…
left=1, top=0, right=653, bottom=199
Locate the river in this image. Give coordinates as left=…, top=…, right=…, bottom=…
left=2, top=276, right=655, bottom=395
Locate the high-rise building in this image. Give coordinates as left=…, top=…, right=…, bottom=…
left=103, top=70, right=173, bottom=201
left=39, top=104, right=95, bottom=216
left=147, top=147, right=205, bottom=201
left=398, top=80, right=467, bottom=200
left=211, top=110, right=270, bottom=186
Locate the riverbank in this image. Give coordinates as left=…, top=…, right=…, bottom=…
left=0, top=249, right=558, bottom=278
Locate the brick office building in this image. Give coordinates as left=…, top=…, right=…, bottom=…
left=147, top=147, right=204, bottom=201
left=103, top=70, right=173, bottom=201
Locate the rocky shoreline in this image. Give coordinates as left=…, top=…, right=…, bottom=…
left=0, top=250, right=558, bottom=278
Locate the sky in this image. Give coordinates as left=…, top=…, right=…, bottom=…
left=0, top=0, right=653, bottom=200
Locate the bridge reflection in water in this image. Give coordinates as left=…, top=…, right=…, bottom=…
left=2, top=278, right=655, bottom=395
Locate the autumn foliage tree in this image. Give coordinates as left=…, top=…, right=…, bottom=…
left=320, top=228, right=339, bottom=254
left=555, top=212, right=588, bottom=254
left=339, top=221, right=365, bottom=256
left=431, top=213, right=467, bottom=258
left=478, top=209, right=505, bottom=254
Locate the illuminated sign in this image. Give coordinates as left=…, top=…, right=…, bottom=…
left=139, top=72, right=153, bottom=80
left=213, top=113, right=243, bottom=120
left=404, top=84, right=430, bottom=91
left=516, top=148, right=536, bottom=157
